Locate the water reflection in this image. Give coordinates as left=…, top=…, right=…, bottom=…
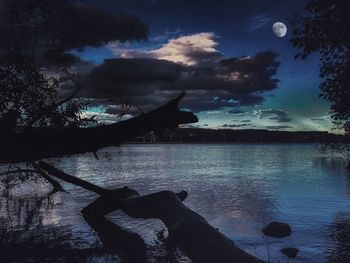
left=0, top=193, right=53, bottom=230
left=313, top=156, right=350, bottom=195
left=1, top=144, right=350, bottom=262
left=313, top=157, right=348, bottom=172
left=325, top=214, right=350, bottom=263
left=0, top=191, right=190, bottom=262
left=0, top=191, right=100, bottom=262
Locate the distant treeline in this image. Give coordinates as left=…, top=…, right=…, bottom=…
left=131, top=128, right=350, bottom=143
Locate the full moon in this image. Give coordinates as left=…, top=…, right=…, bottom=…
left=272, top=22, right=287, bottom=38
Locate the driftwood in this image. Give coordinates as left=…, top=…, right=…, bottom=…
left=38, top=162, right=265, bottom=263
left=0, top=93, right=197, bottom=163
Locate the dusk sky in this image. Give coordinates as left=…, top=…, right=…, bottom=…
left=67, top=0, right=333, bottom=131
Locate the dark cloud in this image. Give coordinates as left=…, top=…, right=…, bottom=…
left=257, top=109, right=291, bottom=122
left=0, top=0, right=149, bottom=73
left=49, top=1, right=148, bottom=51
left=81, top=58, right=184, bottom=99
left=241, top=119, right=251, bottom=123
left=218, top=52, right=279, bottom=92
left=79, top=49, right=280, bottom=112
left=264, top=125, right=293, bottom=130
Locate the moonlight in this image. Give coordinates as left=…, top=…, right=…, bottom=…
left=273, top=22, right=287, bottom=38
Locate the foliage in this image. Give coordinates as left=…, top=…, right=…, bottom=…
left=0, top=0, right=94, bottom=132
left=290, top=0, right=350, bottom=134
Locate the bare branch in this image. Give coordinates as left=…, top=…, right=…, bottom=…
left=58, top=67, right=83, bottom=105
left=31, top=162, right=66, bottom=193
left=24, top=67, right=83, bottom=130
left=38, top=161, right=108, bottom=196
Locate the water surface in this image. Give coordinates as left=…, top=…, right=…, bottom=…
left=1, top=144, right=350, bottom=262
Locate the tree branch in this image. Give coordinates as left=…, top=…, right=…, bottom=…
left=37, top=161, right=108, bottom=196
left=38, top=162, right=264, bottom=263
left=1, top=93, right=198, bottom=163
left=24, top=67, right=83, bottom=131
left=31, top=162, right=66, bottom=193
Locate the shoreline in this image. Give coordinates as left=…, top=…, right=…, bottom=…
left=124, top=141, right=329, bottom=144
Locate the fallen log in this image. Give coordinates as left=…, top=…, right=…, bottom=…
left=39, top=162, right=265, bottom=263
left=0, top=93, right=197, bottom=163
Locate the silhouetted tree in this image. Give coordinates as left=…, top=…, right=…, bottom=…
left=290, top=0, right=350, bottom=134
left=0, top=0, right=94, bottom=132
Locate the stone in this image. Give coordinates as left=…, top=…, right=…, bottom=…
left=261, top=222, right=292, bottom=238
left=280, top=247, right=299, bottom=258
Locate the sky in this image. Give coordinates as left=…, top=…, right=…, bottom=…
left=64, top=0, right=333, bottom=132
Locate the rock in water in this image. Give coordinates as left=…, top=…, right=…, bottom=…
left=280, top=247, right=299, bottom=258
left=262, top=222, right=292, bottom=238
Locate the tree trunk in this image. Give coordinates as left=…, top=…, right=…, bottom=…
left=0, top=93, right=197, bottom=163
left=39, top=162, right=265, bottom=263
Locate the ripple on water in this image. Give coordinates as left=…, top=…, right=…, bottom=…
left=1, top=144, right=350, bottom=262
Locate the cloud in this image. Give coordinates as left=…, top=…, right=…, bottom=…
left=112, top=32, right=222, bottom=66
left=228, top=109, right=244, bottom=114
left=78, top=33, right=279, bottom=113
left=264, top=125, right=293, bottom=130
left=255, top=109, right=291, bottom=122
left=1, top=1, right=148, bottom=69
left=247, top=14, right=273, bottom=32
left=218, top=52, right=280, bottom=93
left=150, top=28, right=183, bottom=42
left=310, top=116, right=328, bottom=121
left=222, top=124, right=249, bottom=128
left=80, top=58, right=184, bottom=104
left=49, top=2, right=148, bottom=51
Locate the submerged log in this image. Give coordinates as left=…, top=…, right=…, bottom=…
left=39, top=162, right=265, bottom=263
left=0, top=93, right=197, bottom=163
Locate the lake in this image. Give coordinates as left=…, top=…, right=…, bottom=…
left=1, top=144, right=350, bottom=262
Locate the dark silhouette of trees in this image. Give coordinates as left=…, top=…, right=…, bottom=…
left=290, top=0, right=350, bottom=134
left=0, top=0, right=94, bottom=132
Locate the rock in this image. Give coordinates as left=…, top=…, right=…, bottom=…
left=280, top=247, right=299, bottom=258
left=261, top=222, right=292, bottom=238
